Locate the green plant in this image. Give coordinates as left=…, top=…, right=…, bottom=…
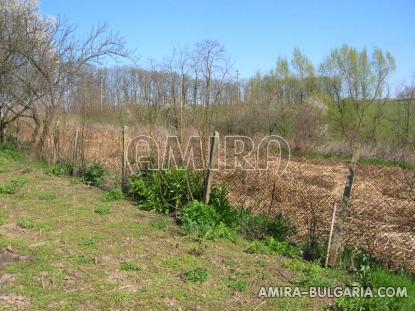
left=129, top=168, right=203, bottom=214
left=18, top=218, right=35, bottom=229
left=179, top=200, right=219, bottom=235
left=247, top=237, right=300, bottom=258
left=335, top=268, right=415, bottom=310
left=75, top=254, right=94, bottom=265
left=227, top=275, right=248, bottom=292
left=238, top=211, right=297, bottom=241
left=94, top=204, right=112, bottom=215
left=45, top=162, right=73, bottom=177
left=81, top=162, right=106, bottom=186
left=0, top=176, right=28, bottom=194
left=150, top=218, right=169, bottom=230
left=120, top=261, right=141, bottom=272
left=103, top=188, right=124, bottom=201
left=184, top=267, right=209, bottom=283
left=78, top=239, right=97, bottom=248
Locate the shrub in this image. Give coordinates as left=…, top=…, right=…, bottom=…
left=129, top=168, right=203, bottom=214
left=81, top=162, right=106, bottom=186
left=103, top=188, right=124, bottom=201
left=94, top=204, right=112, bottom=215
left=184, top=268, right=209, bottom=283
left=179, top=200, right=219, bottom=236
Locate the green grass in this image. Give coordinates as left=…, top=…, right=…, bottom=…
left=94, top=204, right=112, bottom=215
left=120, top=261, right=141, bottom=272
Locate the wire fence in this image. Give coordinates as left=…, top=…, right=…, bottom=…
left=15, top=121, right=415, bottom=272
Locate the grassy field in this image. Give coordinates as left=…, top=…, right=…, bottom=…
left=0, top=146, right=414, bottom=310
left=0, top=147, right=349, bottom=310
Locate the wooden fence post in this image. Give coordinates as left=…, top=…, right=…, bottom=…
left=203, top=130, right=219, bottom=204
left=121, top=125, right=128, bottom=192
left=325, top=203, right=337, bottom=267
left=52, top=121, right=60, bottom=164
left=327, top=145, right=361, bottom=267
left=71, top=128, right=79, bottom=176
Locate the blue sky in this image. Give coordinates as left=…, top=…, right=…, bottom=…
left=40, top=0, right=414, bottom=90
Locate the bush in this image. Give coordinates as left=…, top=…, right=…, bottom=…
left=81, top=162, right=106, bottom=186
left=179, top=201, right=219, bottom=235
left=129, top=168, right=203, bottom=214
left=179, top=201, right=240, bottom=241
left=103, top=188, right=124, bottom=201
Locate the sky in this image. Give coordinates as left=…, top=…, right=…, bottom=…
left=40, top=0, right=415, bottom=91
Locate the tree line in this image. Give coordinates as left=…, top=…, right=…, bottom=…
left=1, top=0, right=414, bottom=162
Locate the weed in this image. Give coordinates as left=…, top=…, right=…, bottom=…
left=184, top=267, right=209, bottom=283
left=18, top=218, right=35, bottom=229
left=129, top=168, right=203, bottom=214
left=94, top=204, right=112, bottom=215
left=247, top=237, right=301, bottom=258
left=0, top=176, right=28, bottom=194
left=75, top=254, right=94, bottom=265
left=150, top=218, right=168, bottom=230
left=120, top=261, right=141, bottom=272
left=283, top=259, right=337, bottom=287
left=227, top=276, right=248, bottom=292
left=78, top=239, right=97, bottom=248
left=103, top=188, right=124, bottom=201
left=45, top=162, right=73, bottom=177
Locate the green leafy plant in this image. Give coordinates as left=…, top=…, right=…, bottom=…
left=184, top=267, right=209, bottom=283
left=129, top=168, right=203, bottom=214
left=94, top=204, right=112, bottom=215
left=247, top=237, right=300, bottom=258
left=103, top=188, right=124, bottom=201
left=81, top=162, right=106, bottom=186
left=179, top=200, right=219, bottom=235
left=45, top=162, right=73, bottom=177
